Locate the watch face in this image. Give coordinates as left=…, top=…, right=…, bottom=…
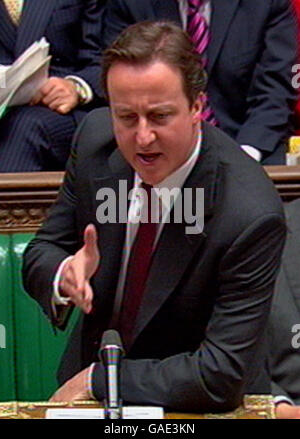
left=72, top=81, right=87, bottom=104
left=76, top=84, right=85, bottom=103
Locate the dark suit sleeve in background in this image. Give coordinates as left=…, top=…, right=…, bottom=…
left=48, top=0, right=106, bottom=101
left=235, top=0, right=297, bottom=160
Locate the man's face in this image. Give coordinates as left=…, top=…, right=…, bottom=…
left=107, top=60, right=202, bottom=185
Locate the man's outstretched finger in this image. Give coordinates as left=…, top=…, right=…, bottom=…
left=82, top=224, right=100, bottom=279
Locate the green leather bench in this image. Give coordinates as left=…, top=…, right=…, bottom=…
left=0, top=233, right=79, bottom=402
left=0, top=234, right=15, bottom=401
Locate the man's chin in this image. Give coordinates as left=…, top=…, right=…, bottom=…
left=136, top=171, right=165, bottom=186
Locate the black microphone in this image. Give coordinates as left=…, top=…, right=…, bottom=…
left=99, top=329, right=124, bottom=419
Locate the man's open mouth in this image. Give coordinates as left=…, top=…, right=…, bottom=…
left=137, top=153, right=161, bottom=163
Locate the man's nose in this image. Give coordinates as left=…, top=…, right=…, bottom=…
left=136, top=119, right=156, bottom=147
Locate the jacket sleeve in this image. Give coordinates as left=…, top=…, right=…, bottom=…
left=22, top=125, right=83, bottom=326
left=49, top=0, right=106, bottom=101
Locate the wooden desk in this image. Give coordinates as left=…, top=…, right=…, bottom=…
left=0, top=395, right=274, bottom=419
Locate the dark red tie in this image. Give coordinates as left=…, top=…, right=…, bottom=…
left=119, top=183, right=157, bottom=348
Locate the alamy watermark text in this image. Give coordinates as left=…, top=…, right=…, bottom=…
left=95, top=181, right=204, bottom=235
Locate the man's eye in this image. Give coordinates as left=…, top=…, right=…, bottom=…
left=117, top=114, right=136, bottom=122
left=153, top=113, right=169, bottom=120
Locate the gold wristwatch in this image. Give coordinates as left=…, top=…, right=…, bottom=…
left=68, top=79, right=88, bottom=104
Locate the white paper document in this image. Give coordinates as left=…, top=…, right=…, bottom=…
left=46, top=406, right=164, bottom=419
left=0, top=37, right=51, bottom=118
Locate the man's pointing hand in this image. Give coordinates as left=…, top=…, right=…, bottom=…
left=59, top=224, right=100, bottom=313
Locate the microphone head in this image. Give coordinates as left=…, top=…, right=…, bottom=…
left=99, top=329, right=124, bottom=355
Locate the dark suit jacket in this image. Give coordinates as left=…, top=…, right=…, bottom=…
left=268, top=199, right=300, bottom=404
left=0, top=0, right=105, bottom=108
left=23, top=108, right=286, bottom=412
left=101, top=0, right=297, bottom=164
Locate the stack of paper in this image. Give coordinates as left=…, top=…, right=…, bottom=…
left=46, top=406, right=164, bottom=419
left=0, top=37, right=51, bottom=118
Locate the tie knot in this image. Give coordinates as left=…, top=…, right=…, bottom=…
left=141, top=182, right=153, bottom=212
left=141, top=182, right=152, bottom=195
left=3, top=0, right=21, bottom=25
left=188, top=0, right=204, bottom=10
left=140, top=182, right=158, bottom=223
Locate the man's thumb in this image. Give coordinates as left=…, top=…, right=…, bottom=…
left=83, top=224, right=99, bottom=272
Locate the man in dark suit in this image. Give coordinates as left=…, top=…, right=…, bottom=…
left=0, top=0, right=105, bottom=172
left=101, top=0, right=297, bottom=165
left=23, top=21, right=286, bottom=412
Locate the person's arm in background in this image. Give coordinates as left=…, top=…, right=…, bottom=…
left=31, top=0, right=106, bottom=114
left=236, top=0, right=297, bottom=161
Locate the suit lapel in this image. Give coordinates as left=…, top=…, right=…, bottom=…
left=15, top=0, right=56, bottom=57
left=0, top=1, right=18, bottom=54
left=132, top=123, right=220, bottom=347
left=153, top=0, right=181, bottom=24
left=207, top=0, right=240, bottom=74
left=91, top=148, right=134, bottom=315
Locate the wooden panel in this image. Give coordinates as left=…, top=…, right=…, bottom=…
left=0, top=166, right=300, bottom=233
left=0, top=172, right=63, bottom=233
left=265, top=165, right=300, bottom=201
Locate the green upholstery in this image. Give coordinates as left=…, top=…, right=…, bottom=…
left=0, top=233, right=79, bottom=402
left=0, top=235, right=16, bottom=401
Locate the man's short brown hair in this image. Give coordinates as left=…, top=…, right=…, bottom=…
left=102, top=20, right=206, bottom=106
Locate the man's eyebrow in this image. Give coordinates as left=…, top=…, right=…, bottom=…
left=149, top=105, right=175, bottom=111
left=112, top=103, right=177, bottom=114
left=114, top=107, right=134, bottom=113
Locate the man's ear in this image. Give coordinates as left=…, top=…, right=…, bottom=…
left=191, top=94, right=203, bottom=122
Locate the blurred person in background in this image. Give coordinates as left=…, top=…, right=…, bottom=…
left=101, top=0, right=297, bottom=165
left=0, top=0, right=106, bottom=172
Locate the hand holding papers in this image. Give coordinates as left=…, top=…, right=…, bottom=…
left=0, top=38, right=51, bottom=118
